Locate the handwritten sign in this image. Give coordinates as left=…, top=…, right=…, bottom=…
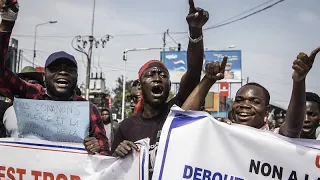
left=13, top=98, right=90, bottom=143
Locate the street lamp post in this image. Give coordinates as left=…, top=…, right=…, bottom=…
left=121, top=51, right=128, bottom=122
left=33, top=21, right=58, bottom=67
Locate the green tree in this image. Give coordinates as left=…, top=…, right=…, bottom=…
left=112, top=76, right=134, bottom=119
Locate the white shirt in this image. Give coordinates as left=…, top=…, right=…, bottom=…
left=104, top=123, right=112, bottom=144
left=3, top=106, right=18, bottom=137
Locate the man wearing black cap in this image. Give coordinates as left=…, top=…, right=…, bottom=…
left=0, top=0, right=109, bottom=155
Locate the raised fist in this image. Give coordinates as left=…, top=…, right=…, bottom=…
left=0, top=0, right=19, bottom=22
left=186, top=0, right=209, bottom=29
left=292, top=47, right=320, bottom=82
left=205, top=56, right=228, bottom=81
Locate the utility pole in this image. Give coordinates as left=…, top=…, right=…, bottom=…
left=72, top=0, right=112, bottom=100
left=161, top=30, right=167, bottom=62
left=246, top=77, right=249, bottom=84
left=17, top=49, right=22, bottom=72
left=86, top=0, right=96, bottom=100
left=72, top=34, right=111, bottom=100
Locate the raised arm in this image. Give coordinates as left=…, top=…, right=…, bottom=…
left=0, top=0, right=18, bottom=71
left=182, top=57, right=227, bottom=110
left=176, top=0, right=209, bottom=106
left=0, top=0, right=30, bottom=99
left=279, top=47, right=320, bottom=137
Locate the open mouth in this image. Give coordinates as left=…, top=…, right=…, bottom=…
left=236, top=112, right=253, bottom=119
left=302, top=124, right=312, bottom=130
left=151, top=85, right=164, bottom=96
left=55, top=78, right=69, bottom=87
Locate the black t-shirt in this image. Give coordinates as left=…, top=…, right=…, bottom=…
left=111, top=96, right=182, bottom=179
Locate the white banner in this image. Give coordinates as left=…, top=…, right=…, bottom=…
left=0, top=138, right=149, bottom=180
left=153, top=106, right=320, bottom=180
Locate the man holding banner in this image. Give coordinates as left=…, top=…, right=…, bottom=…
left=112, top=0, right=210, bottom=178
left=0, top=0, right=109, bottom=155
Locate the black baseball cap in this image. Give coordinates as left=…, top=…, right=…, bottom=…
left=45, top=51, right=77, bottom=68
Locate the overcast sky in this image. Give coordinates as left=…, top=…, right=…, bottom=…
left=11, top=0, right=320, bottom=108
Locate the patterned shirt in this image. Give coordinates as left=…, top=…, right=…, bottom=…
left=0, top=32, right=110, bottom=155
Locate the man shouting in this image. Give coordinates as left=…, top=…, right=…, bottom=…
left=0, top=0, right=109, bottom=155
left=111, top=0, right=209, bottom=178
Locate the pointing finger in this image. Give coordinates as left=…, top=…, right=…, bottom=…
left=220, top=56, right=228, bottom=73
left=189, top=0, right=196, bottom=13
left=309, top=46, right=320, bottom=62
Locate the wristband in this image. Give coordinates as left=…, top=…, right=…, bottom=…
left=188, top=34, right=203, bottom=43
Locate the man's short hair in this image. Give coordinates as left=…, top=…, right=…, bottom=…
left=306, top=92, right=320, bottom=110
left=240, top=82, right=270, bottom=105
left=274, top=108, right=286, bottom=115
left=132, top=79, right=139, bottom=87
left=101, top=108, right=109, bottom=113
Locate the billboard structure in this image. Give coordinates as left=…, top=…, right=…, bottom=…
left=162, top=50, right=242, bottom=83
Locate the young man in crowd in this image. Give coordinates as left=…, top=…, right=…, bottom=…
left=2, top=66, right=44, bottom=137
left=183, top=47, right=320, bottom=138
left=101, top=108, right=118, bottom=146
left=17, top=66, right=44, bottom=86
left=0, top=0, right=109, bottom=155
left=112, top=0, right=209, bottom=177
left=231, top=48, right=319, bottom=137
left=300, top=92, right=320, bottom=139
left=273, top=109, right=286, bottom=129
left=127, top=79, right=140, bottom=113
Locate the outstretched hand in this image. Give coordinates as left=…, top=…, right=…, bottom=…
left=205, top=56, right=228, bottom=81
left=292, top=47, right=320, bottom=82
left=186, top=0, right=209, bottom=29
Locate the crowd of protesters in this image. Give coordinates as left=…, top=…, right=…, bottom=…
left=0, top=0, right=319, bottom=179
